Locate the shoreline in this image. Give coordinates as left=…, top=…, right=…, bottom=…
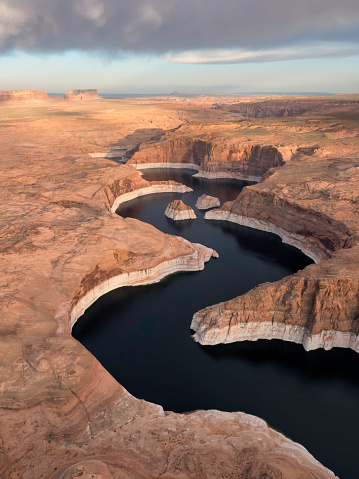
left=129, top=161, right=261, bottom=182
left=110, top=183, right=192, bottom=213
left=205, top=209, right=330, bottom=264
left=70, top=240, right=216, bottom=328
left=191, top=317, right=359, bottom=353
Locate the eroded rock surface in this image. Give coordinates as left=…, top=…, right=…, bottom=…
left=0, top=97, right=351, bottom=477
left=193, top=146, right=359, bottom=351
left=196, top=194, right=220, bottom=210
left=128, top=123, right=285, bottom=180
left=0, top=89, right=50, bottom=102
left=165, top=199, right=197, bottom=220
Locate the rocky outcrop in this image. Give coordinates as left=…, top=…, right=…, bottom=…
left=165, top=199, right=197, bottom=220
left=192, top=246, right=359, bottom=352
left=70, top=237, right=215, bottom=327
left=0, top=96, right=353, bottom=478
left=127, top=123, right=285, bottom=181
left=193, top=151, right=359, bottom=351
left=0, top=90, right=50, bottom=102
left=196, top=194, right=220, bottom=210
left=65, top=89, right=102, bottom=101
left=109, top=181, right=193, bottom=213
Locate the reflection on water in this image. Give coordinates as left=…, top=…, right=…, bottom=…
left=73, top=169, right=358, bottom=479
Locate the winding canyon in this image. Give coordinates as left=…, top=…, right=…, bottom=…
left=1, top=93, right=359, bottom=478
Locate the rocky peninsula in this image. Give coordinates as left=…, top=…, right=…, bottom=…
left=2, top=94, right=357, bottom=477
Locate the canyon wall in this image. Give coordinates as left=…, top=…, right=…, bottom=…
left=1, top=98, right=355, bottom=478
left=192, top=152, right=359, bottom=351
left=129, top=128, right=284, bottom=181
left=0, top=90, right=50, bottom=102
left=0, top=154, right=335, bottom=477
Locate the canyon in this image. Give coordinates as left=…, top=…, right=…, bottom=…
left=1, top=92, right=358, bottom=477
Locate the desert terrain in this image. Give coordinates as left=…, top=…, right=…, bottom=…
left=1, top=92, right=358, bottom=477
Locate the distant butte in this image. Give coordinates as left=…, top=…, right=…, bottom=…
left=65, top=89, right=102, bottom=101
left=0, top=90, right=50, bottom=102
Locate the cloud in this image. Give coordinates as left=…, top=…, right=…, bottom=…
left=166, top=43, right=359, bottom=64
left=0, top=0, right=358, bottom=63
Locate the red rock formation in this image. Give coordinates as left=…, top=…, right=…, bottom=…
left=196, top=194, right=220, bottom=210
left=1, top=96, right=354, bottom=478
left=165, top=199, right=197, bottom=220
left=0, top=90, right=50, bottom=102
left=128, top=124, right=284, bottom=181
left=193, top=153, right=359, bottom=351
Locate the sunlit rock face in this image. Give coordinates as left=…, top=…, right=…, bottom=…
left=165, top=199, right=197, bottom=220
left=195, top=194, right=220, bottom=210
left=193, top=149, right=359, bottom=352
left=0, top=90, right=50, bottom=102
left=2, top=95, right=357, bottom=477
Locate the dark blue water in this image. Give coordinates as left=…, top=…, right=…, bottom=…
left=73, top=170, right=359, bottom=478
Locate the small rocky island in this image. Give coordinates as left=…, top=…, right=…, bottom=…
left=196, top=194, right=221, bottom=210
left=165, top=200, right=197, bottom=220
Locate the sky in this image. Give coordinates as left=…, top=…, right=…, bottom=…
left=0, top=0, right=359, bottom=94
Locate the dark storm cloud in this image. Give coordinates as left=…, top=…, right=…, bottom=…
left=0, top=0, right=359, bottom=60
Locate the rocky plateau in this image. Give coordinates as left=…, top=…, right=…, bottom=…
left=1, top=93, right=358, bottom=477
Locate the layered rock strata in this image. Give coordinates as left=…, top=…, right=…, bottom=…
left=71, top=236, right=216, bottom=327
left=0, top=89, right=50, bottom=102
left=196, top=194, right=220, bottom=210
left=193, top=152, right=359, bottom=352
left=128, top=123, right=284, bottom=181
left=165, top=199, right=197, bottom=221
left=0, top=153, right=331, bottom=477
left=1, top=97, right=354, bottom=477
left=110, top=180, right=192, bottom=213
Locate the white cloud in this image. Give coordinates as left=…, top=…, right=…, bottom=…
left=166, top=42, right=359, bottom=64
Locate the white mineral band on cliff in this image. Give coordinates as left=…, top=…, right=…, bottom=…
left=205, top=209, right=330, bottom=263
left=193, top=170, right=261, bottom=182
left=195, top=194, right=220, bottom=210
left=111, top=183, right=193, bottom=213
left=130, top=162, right=200, bottom=171
left=165, top=200, right=197, bottom=221
left=191, top=316, right=359, bottom=353
left=70, top=238, right=217, bottom=328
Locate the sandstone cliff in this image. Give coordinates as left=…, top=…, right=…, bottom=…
left=0, top=97, right=350, bottom=478
left=165, top=199, right=197, bottom=220
left=196, top=194, right=220, bottom=210
left=193, top=151, right=359, bottom=351
left=128, top=123, right=285, bottom=181
left=0, top=90, right=50, bottom=102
